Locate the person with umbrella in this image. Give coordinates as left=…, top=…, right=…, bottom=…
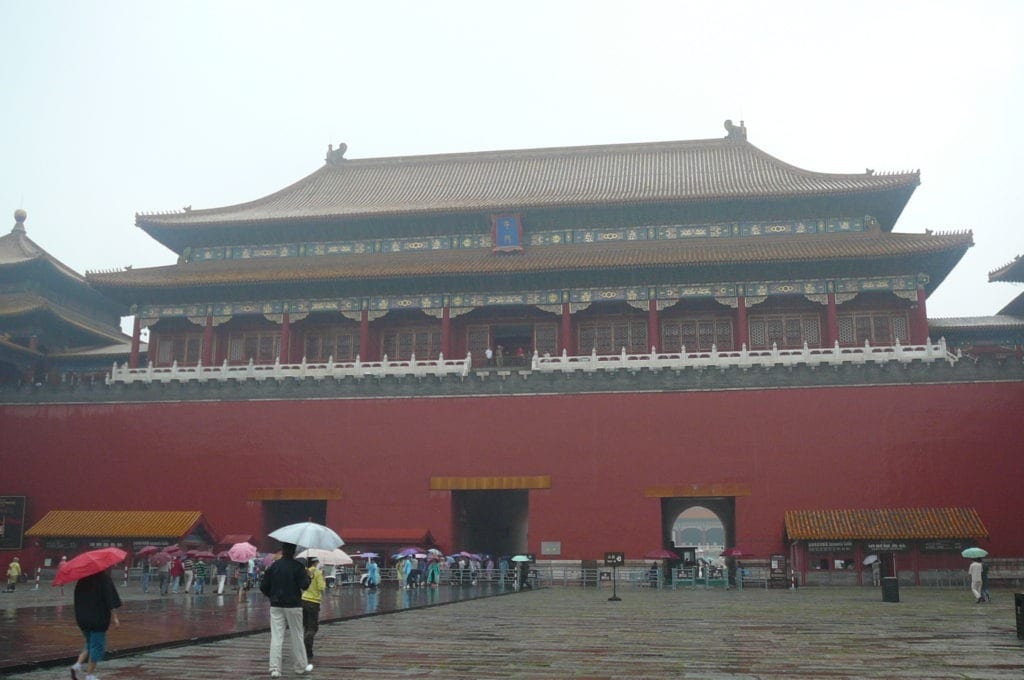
left=259, top=542, right=313, bottom=678
left=59, top=551, right=124, bottom=680
left=968, top=557, right=984, bottom=603
left=300, top=555, right=326, bottom=661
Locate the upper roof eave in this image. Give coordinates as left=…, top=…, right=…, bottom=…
left=134, top=135, right=921, bottom=234
left=86, top=230, right=972, bottom=292
left=988, top=254, right=1024, bottom=282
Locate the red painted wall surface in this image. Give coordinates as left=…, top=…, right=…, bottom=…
left=2, top=382, right=1022, bottom=563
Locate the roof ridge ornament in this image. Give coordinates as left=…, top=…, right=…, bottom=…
left=724, top=119, right=747, bottom=141
left=326, top=142, right=348, bottom=166
left=12, top=208, right=26, bottom=234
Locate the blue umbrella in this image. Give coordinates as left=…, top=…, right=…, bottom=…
left=961, top=547, right=988, bottom=558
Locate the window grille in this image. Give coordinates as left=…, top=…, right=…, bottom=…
left=534, top=324, right=558, bottom=356
left=837, top=312, right=909, bottom=346
left=748, top=314, right=821, bottom=349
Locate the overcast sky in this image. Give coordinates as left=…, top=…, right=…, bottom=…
left=3, top=1, right=1022, bottom=326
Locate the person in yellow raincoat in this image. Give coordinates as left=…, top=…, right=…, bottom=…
left=5, top=557, right=21, bottom=592
left=300, top=556, right=326, bottom=660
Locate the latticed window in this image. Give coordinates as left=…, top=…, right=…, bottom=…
left=154, top=333, right=204, bottom=366
left=838, top=313, right=909, bottom=346
left=533, top=324, right=558, bottom=356
left=303, top=330, right=358, bottom=362
left=661, top=319, right=733, bottom=352
left=227, top=332, right=281, bottom=364
left=747, top=315, right=821, bottom=349
left=578, top=321, right=647, bottom=354
left=467, top=326, right=490, bottom=365
left=380, top=328, right=441, bottom=360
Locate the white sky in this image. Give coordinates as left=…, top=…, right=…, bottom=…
left=3, top=0, right=1023, bottom=326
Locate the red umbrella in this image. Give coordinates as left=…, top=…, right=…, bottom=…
left=644, top=548, right=678, bottom=559
left=185, top=549, right=202, bottom=557
left=53, top=548, right=127, bottom=586
left=162, top=545, right=183, bottom=556
left=720, top=547, right=752, bottom=558
left=134, top=545, right=159, bottom=558
left=193, top=550, right=216, bottom=559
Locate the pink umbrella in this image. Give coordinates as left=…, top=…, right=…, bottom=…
left=260, top=553, right=280, bottom=568
left=134, top=545, right=160, bottom=558
left=644, top=548, right=678, bottom=560
left=162, top=545, right=183, bottom=556
left=720, top=547, right=752, bottom=558
left=228, top=542, right=258, bottom=563
left=193, top=550, right=216, bottom=560
left=149, top=552, right=172, bottom=567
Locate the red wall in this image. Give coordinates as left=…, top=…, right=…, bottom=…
left=2, top=381, right=1022, bottom=562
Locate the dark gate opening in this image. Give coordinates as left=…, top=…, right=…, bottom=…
left=492, top=325, right=533, bottom=365
left=452, top=490, right=528, bottom=557
left=261, top=500, right=327, bottom=550
left=661, top=497, right=736, bottom=553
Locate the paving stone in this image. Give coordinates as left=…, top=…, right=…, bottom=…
left=1, top=584, right=1021, bottom=679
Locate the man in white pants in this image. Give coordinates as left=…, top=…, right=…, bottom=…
left=260, top=543, right=313, bottom=677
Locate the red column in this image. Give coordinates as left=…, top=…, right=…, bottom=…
left=440, top=306, right=451, bottom=358
left=912, top=288, right=929, bottom=344
left=647, top=300, right=659, bottom=353
left=279, top=312, right=290, bottom=363
left=734, top=296, right=748, bottom=350
left=202, top=315, right=214, bottom=365
left=360, top=310, right=370, bottom=360
left=826, top=292, right=839, bottom=346
left=560, top=303, right=574, bottom=354
left=129, top=316, right=142, bottom=368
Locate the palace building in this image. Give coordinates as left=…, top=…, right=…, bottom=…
left=2, top=123, right=1022, bottom=584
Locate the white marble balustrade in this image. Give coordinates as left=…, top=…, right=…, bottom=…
left=531, top=338, right=959, bottom=372
left=107, top=339, right=958, bottom=385
left=107, top=353, right=473, bottom=384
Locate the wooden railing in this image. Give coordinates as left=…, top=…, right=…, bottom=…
left=532, top=338, right=959, bottom=372
left=107, top=339, right=959, bottom=385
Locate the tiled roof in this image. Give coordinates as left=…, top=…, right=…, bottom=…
left=218, top=534, right=255, bottom=546
left=339, top=528, right=434, bottom=544
left=26, top=510, right=204, bottom=538
left=929, top=315, right=1024, bottom=329
left=0, top=293, right=128, bottom=344
left=988, top=254, right=1024, bottom=282
left=0, top=219, right=84, bottom=282
left=784, top=508, right=988, bottom=540
left=88, top=231, right=971, bottom=290
left=136, top=136, right=920, bottom=229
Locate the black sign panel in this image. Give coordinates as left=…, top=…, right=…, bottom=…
left=604, top=551, right=624, bottom=566
left=0, top=496, right=26, bottom=550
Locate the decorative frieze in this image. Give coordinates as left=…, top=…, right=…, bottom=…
left=135, top=272, right=923, bottom=322
left=183, top=216, right=870, bottom=263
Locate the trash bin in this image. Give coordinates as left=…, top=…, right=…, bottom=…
left=1015, top=593, right=1024, bottom=640
left=881, top=577, right=900, bottom=603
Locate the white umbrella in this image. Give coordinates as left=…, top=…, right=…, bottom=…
left=297, top=547, right=353, bottom=566
left=268, top=522, right=344, bottom=551
left=862, top=554, right=879, bottom=566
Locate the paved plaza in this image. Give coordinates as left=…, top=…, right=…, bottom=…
left=1, top=582, right=1022, bottom=679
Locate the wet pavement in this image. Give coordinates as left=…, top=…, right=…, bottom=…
left=1, top=581, right=1022, bottom=679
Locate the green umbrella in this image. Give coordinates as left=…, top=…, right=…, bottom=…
left=961, top=547, right=988, bottom=558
